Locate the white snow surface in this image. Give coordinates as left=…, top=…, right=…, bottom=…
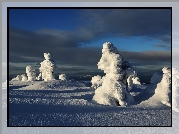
left=7, top=78, right=171, bottom=126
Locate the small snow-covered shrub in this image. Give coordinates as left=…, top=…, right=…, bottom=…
left=11, top=75, right=22, bottom=81
left=39, top=53, right=57, bottom=81
left=59, top=74, right=69, bottom=82
left=91, top=75, right=104, bottom=89
left=26, top=65, right=36, bottom=81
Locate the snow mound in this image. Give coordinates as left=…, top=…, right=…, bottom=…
left=16, top=80, right=86, bottom=90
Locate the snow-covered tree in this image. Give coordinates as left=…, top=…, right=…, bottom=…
left=92, top=42, right=136, bottom=106
left=39, top=53, right=57, bottom=81
left=59, top=74, right=69, bottom=82
left=26, top=65, right=36, bottom=81
left=154, top=67, right=171, bottom=107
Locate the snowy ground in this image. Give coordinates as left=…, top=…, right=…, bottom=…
left=6, top=80, right=171, bottom=126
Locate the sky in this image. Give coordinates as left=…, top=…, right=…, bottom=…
left=9, top=8, right=171, bottom=83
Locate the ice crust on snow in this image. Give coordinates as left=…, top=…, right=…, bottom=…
left=92, top=42, right=140, bottom=106
left=39, top=53, right=57, bottom=81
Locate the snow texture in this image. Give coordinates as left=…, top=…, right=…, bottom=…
left=92, top=42, right=139, bottom=106
left=39, top=53, right=57, bottom=81
left=26, top=65, right=36, bottom=81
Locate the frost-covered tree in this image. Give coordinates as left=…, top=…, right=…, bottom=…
left=92, top=42, right=136, bottom=106
left=39, top=53, right=57, bottom=81
left=59, top=74, right=69, bottom=82
left=154, top=67, right=171, bottom=107
left=26, top=65, right=36, bottom=81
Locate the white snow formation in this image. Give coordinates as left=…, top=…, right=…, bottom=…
left=59, top=74, right=69, bottom=82
left=92, top=42, right=139, bottom=106
left=26, top=65, right=36, bottom=81
left=91, top=75, right=104, bottom=89
left=153, top=67, right=171, bottom=107
left=21, top=74, right=28, bottom=81
left=11, top=75, right=22, bottom=81
left=172, top=67, right=179, bottom=112
left=39, top=53, right=57, bottom=81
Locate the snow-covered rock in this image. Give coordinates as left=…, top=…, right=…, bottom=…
left=92, top=42, right=136, bottom=106
left=26, top=65, right=36, bottom=81
left=39, top=53, right=57, bottom=81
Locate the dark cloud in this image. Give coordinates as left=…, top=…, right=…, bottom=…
left=154, top=44, right=171, bottom=50
left=9, top=27, right=171, bottom=66
left=120, top=50, right=171, bottom=65
left=78, top=9, right=171, bottom=43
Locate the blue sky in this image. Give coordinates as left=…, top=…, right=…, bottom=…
left=9, top=8, right=171, bottom=83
